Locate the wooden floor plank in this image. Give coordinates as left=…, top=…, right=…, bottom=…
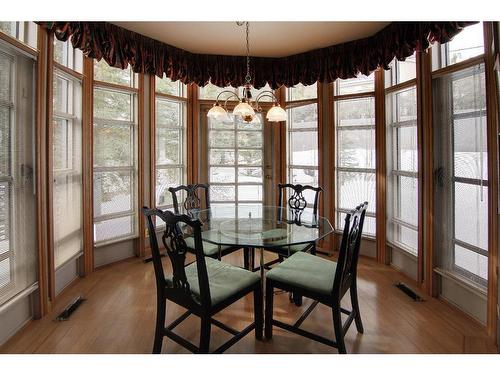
left=1, top=251, right=496, bottom=354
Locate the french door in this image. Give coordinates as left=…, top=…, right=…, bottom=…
left=0, top=43, right=37, bottom=306
left=200, top=107, right=276, bottom=208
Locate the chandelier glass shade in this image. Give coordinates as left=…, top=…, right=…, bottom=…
left=206, top=22, right=287, bottom=124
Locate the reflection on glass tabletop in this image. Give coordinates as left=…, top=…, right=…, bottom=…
left=180, top=204, right=334, bottom=249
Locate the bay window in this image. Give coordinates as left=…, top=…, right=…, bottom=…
left=93, top=60, right=138, bottom=244
left=154, top=76, right=187, bottom=209
left=334, top=75, right=376, bottom=235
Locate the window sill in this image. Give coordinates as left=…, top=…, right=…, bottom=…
left=387, top=241, right=418, bottom=260
left=94, top=234, right=139, bottom=248
left=434, top=267, right=487, bottom=298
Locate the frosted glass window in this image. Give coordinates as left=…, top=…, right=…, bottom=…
left=386, top=86, right=418, bottom=254
left=53, top=68, right=83, bottom=267
left=0, top=46, right=37, bottom=306
left=208, top=114, right=263, bottom=205
left=154, top=77, right=187, bottom=209
left=286, top=103, right=318, bottom=202
left=335, top=92, right=376, bottom=236
left=93, top=63, right=137, bottom=244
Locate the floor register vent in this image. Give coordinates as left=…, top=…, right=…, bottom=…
left=395, top=282, right=424, bottom=302
left=55, top=296, right=86, bottom=321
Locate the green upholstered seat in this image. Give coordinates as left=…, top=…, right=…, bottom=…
left=184, top=236, right=234, bottom=257
left=168, top=257, right=260, bottom=307
left=261, top=228, right=313, bottom=255
left=266, top=251, right=336, bottom=296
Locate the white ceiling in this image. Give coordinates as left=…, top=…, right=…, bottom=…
left=112, top=22, right=390, bottom=58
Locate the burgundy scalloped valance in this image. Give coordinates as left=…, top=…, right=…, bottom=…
left=38, top=21, right=476, bottom=89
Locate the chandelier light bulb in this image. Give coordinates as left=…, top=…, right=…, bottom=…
left=207, top=103, right=228, bottom=119
left=266, top=104, right=287, bottom=122
left=233, top=101, right=255, bottom=117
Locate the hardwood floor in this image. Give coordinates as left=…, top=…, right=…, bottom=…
left=1, top=251, right=497, bottom=354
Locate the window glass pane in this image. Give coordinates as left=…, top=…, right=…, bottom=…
left=335, top=73, right=374, bottom=95
left=94, top=216, right=134, bottom=243
left=337, top=171, right=376, bottom=211
left=210, top=149, right=235, bottom=165
left=0, top=107, right=11, bottom=176
left=156, top=129, right=181, bottom=165
left=0, top=52, right=12, bottom=102
left=53, top=75, right=70, bottom=114
left=94, top=122, right=132, bottom=167
left=454, top=183, right=488, bottom=250
left=210, top=185, right=236, bottom=201
left=156, top=75, right=184, bottom=96
left=238, top=185, right=263, bottom=201
left=199, top=83, right=238, bottom=100
left=238, top=167, right=262, bottom=183
left=338, top=129, right=375, bottom=169
left=396, top=176, right=418, bottom=226
left=386, top=54, right=416, bottom=86
left=290, top=131, right=318, bottom=166
left=210, top=131, right=235, bottom=148
left=93, top=171, right=133, bottom=216
left=156, top=99, right=182, bottom=127
left=290, top=168, right=319, bottom=186
left=93, top=88, right=133, bottom=121
left=454, top=117, right=487, bottom=180
left=156, top=168, right=182, bottom=207
left=446, top=23, right=484, bottom=66
left=53, top=39, right=83, bottom=73
left=0, top=22, right=37, bottom=48
left=210, top=167, right=235, bottom=183
left=454, top=244, right=488, bottom=281
left=238, top=150, right=262, bottom=165
left=94, top=60, right=135, bottom=87
left=237, top=131, right=262, bottom=148
left=336, top=97, right=375, bottom=126
left=287, top=83, right=317, bottom=101
left=289, top=104, right=317, bottom=129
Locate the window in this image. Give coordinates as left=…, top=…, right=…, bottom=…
left=155, top=76, right=187, bottom=208
left=386, top=87, right=418, bottom=254
left=53, top=38, right=83, bottom=73
left=199, top=81, right=273, bottom=101
left=385, top=53, right=416, bottom=87
left=335, top=73, right=374, bottom=95
left=207, top=114, right=264, bottom=207
left=0, top=22, right=37, bottom=48
left=334, top=76, right=376, bottom=235
left=52, top=38, right=83, bottom=268
left=433, top=63, right=488, bottom=287
left=93, top=61, right=138, bottom=244
left=286, top=83, right=319, bottom=207
left=432, top=23, right=484, bottom=70
left=0, top=45, right=37, bottom=306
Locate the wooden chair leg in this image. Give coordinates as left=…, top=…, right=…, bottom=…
left=310, top=243, right=316, bottom=255
left=292, top=293, right=303, bottom=306
left=153, top=297, right=166, bottom=354
left=350, top=281, right=364, bottom=333
left=243, top=247, right=249, bottom=270
left=264, top=281, right=274, bottom=339
left=199, top=317, right=211, bottom=353
left=332, top=303, right=346, bottom=354
left=254, top=285, right=263, bottom=340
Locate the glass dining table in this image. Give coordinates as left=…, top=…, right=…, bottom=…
left=181, top=204, right=334, bottom=289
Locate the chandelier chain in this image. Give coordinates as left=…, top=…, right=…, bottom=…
left=245, top=21, right=251, bottom=84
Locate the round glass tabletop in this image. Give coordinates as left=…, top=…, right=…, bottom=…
left=182, top=204, right=334, bottom=249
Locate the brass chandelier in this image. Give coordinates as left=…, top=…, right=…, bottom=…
left=206, top=21, right=287, bottom=124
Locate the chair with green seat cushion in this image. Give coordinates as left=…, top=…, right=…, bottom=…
left=143, top=206, right=262, bottom=354
left=169, top=184, right=248, bottom=264
left=265, top=201, right=368, bottom=354
left=248, top=183, right=324, bottom=274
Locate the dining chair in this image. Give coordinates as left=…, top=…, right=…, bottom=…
left=246, top=183, right=323, bottom=279
left=264, top=202, right=368, bottom=354
left=169, top=183, right=249, bottom=266
left=143, top=206, right=263, bottom=354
